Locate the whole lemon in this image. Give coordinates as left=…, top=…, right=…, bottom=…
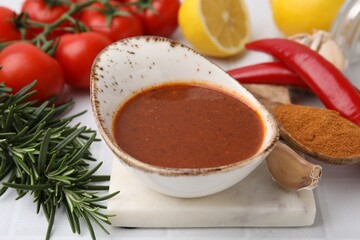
left=270, top=0, right=344, bottom=36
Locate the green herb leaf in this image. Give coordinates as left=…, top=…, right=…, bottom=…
left=0, top=81, right=118, bottom=240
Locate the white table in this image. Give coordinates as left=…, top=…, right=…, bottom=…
left=1, top=0, right=360, bottom=239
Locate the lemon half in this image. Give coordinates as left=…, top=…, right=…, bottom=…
left=178, top=0, right=251, bottom=58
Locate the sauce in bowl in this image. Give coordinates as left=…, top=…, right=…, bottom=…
left=112, top=83, right=265, bottom=169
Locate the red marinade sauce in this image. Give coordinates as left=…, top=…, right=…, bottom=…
left=112, top=83, right=264, bottom=169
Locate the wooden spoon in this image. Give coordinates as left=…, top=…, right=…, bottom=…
left=258, top=97, right=360, bottom=165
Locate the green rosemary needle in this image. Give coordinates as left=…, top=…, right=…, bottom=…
left=0, top=81, right=119, bottom=240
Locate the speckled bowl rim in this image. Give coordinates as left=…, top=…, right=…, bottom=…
left=90, top=36, right=279, bottom=177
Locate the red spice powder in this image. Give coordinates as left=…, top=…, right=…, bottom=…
left=274, top=104, right=360, bottom=158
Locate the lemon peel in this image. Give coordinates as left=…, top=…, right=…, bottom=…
left=270, top=0, right=344, bottom=36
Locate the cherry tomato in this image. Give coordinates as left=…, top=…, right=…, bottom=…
left=55, top=32, right=112, bottom=89
left=0, top=42, right=65, bottom=103
left=125, top=0, right=180, bottom=37
left=21, top=0, right=72, bottom=39
left=0, top=7, right=21, bottom=43
left=80, top=1, right=143, bottom=42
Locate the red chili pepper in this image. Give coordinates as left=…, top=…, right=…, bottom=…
left=228, top=62, right=360, bottom=93
left=227, top=62, right=307, bottom=88
left=246, top=38, right=360, bottom=127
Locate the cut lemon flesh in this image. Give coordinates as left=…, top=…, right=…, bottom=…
left=179, top=0, right=251, bottom=58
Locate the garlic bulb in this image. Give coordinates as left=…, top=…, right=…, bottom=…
left=289, top=30, right=348, bottom=72
left=266, top=142, right=322, bottom=191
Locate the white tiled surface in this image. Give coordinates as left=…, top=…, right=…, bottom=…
left=1, top=0, right=360, bottom=239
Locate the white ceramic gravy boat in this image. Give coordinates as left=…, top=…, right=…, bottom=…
left=90, top=36, right=278, bottom=198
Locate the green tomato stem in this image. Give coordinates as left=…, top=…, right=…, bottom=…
left=30, top=0, right=98, bottom=44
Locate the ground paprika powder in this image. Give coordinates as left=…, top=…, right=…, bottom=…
left=273, top=104, right=360, bottom=161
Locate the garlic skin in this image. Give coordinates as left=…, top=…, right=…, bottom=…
left=289, top=30, right=348, bottom=72
left=266, top=142, right=322, bottom=191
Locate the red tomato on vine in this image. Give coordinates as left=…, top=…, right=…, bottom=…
left=125, top=0, right=180, bottom=37
left=0, top=42, right=65, bottom=103
left=0, top=7, right=22, bottom=43
left=55, top=32, right=112, bottom=89
left=80, top=1, right=143, bottom=42
left=21, top=0, right=72, bottom=39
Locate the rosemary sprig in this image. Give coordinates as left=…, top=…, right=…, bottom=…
left=0, top=81, right=119, bottom=240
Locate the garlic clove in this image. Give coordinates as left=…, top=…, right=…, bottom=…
left=266, top=142, right=322, bottom=191
left=309, top=30, right=323, bottom=51
left=289, top=33, right=313, bottom=46
left=318, top=39, right=348, bottom=72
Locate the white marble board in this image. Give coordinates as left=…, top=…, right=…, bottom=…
left=108, top=158, right=316, bottom=227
